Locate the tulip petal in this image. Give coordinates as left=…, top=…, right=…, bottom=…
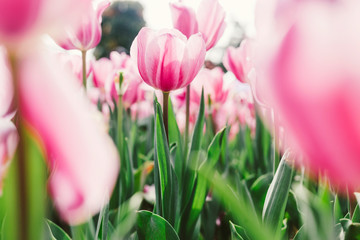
left=19, top=52, right=119, bottom=225
left=196, top=0, right=226, bottom=50
left=169, top=2, right=198, bottom=39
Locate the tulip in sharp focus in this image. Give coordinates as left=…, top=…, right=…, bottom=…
left=255, top=0, right=360, bottom=190
left=130, top=27, right=206, bottom=92
left=170, top=0, right=226, bottom=50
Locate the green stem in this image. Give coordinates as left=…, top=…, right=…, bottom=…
left=273, top=109, right=280, bottom=174
left=81, top=50, right=87, bottom=88
left=9, top=53, right=28, bottom=240
left=163, top=91, right=169, bottom=144
left=184, top=85, right=190, bottom=155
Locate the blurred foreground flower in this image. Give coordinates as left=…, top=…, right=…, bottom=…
left=255, top=0, right=360, bottom=190
left=0, top=0, right=119, bottom=226
left=0, top=119, right=18, bottom=194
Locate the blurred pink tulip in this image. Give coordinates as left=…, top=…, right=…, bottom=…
left=130, top=27, right=206, bottom=92
left=223, top=40, right=254, bottom=83
left=169, top=0, right=226, bottom=50
left=255, top=0, right=360, bottom=190
left=92, top=57, right=117, bottom=104
left=57, top=53, right=92, bottom=87
left=0, top=119, right=18, bottom=194
left=0, top=47, right=14, bottom=118
left=0, top=0, right=91, bottom=48
left=0, top=0, right=119, bottom=224
left=191, top=67, right=228, bottom=108
left=169, top=3, right=198, bottom=39
left=58, top=0, right=110, bottom=51
left=19, top=52, right=119, bottom=224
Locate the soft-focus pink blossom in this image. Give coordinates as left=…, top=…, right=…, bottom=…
left=0, top=119, right=18, bottom=194
left=130, top=27, right=206, bottom=92
left=197, top=0, right=226, bottom=50
left=191, top=67, right=228, bottom=108
left=169, top=0, right=226, bottom=50
left=58, top=0, right=110, bottom=51
left=169, top=2, right=198, bottom=39
left=255, top=0, right=360, bottom=190
left=57, top=53, right=91, bottom=87
left=19, top=52, right=119, bottom=225
left=90, top=51, right=146, bottom=112
left=223, top=40, right=254, bottom=83
left=0, top=47, right=14, bottom=118
left=0, top=0, right=91, bottom=49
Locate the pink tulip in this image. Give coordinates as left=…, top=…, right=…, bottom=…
left=223, top=40, right=254, bottom=83
left=0, top=0, right=91, bottom=48
left=0, top=0, right=119, bottom=225
left=169, top=2, right=198, bottom=39
left=130, top=27, right=206, bottom=92
left=57, top=53, right=92, bottom=87
left=58, top=0, right=110, bottom=51
left=255, top=0, right=360, bottom=190
left=191, top=67, right=228, bottom=108
left=0, top=47, right=14, bottom=118
left=169, top=0, right=226, bottom=50
left=0, top=119, right=18, bottom=194
left=91, top=57, right=117, bottom=105
left=19, top=52, right=119, bottom=224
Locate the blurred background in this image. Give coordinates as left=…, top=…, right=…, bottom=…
left=94, top=0, right=256, bottom=64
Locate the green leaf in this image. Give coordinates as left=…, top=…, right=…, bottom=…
left=46, top=220, right=71, bottom=240
left=136, top=210, right=180, bottom=240
left=230, top=221, right=251, bottom=240
left=153, top=99, right=178, bottom=226
left=110, top=193, right=143, bottom=240
left=0, top=128, right=46, bottom=240
left=198, top=167, right=275, bottom=240
left=353, top=205, right=360, bottom=223
left=168, top=98, right=184, bottom=183
left=345, top=223, right=360, bottom=240
left=293, top=226, right=305, bottom=240
left=133, top=161, right=154, bottom=193
left=181, top=88, right=205, bottom=211
left=262, top=151, right=293, bottom=235
left=179, top=128, right=226, bottom=239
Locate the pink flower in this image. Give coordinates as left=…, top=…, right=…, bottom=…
left=19, top=52, right=119, bottom=225
left=169, top=0, right=226, bottom=50
left=91, top=57, right=117, bottom=105
left=0, top=0, right=119, bottom=225
left=223, top=40, right=254, bottom=83
left=0, top=48, right=14, bottom=118
left=0, top=119, right=18, bottom=194
left=169, top=3, right=198, bottom=39
left=130, top=27, right=206, bottom=92
left=57, top=53, right=92, bottom=87
left=255, top=0, right=360, bottom=190
left=0, top=0, right=91, bottom=48
left=58, top=0, right=110, bottom=51
left=191, top=67, right=228, bottom=108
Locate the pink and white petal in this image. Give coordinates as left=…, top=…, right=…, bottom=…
left=19, top=52, right=119, bottom=225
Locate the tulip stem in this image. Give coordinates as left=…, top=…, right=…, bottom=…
left=163, top=91, right=169, bottom=144
left=184, top=85, right=190, bottom=155
left=9, top=53, right=29, bottom=240
left=81, top=50, right=87, bottom=88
